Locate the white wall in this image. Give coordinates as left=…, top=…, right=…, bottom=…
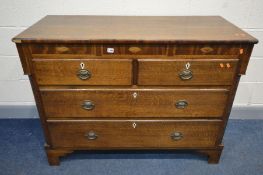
left=0, top=0, right=263, bottom=111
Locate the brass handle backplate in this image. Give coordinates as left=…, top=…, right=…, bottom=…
left=175, top=100, right=188, bottom=109
left=77, top=69, right=91, bottom=80
left=82, top=100, right=95, bottom=110
left=179, top=62, right=193, bottom=80
left=170, top=132, right=183, bottom=141
left=85, top=131, right=98, bottom=140
left=179, top=69, right=193, bottom=80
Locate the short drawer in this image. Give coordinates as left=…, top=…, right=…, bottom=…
left=138, top=59, right=238, bottom=85
left=48, top=120, right=221, bottom=148
left=41, top=88, right=229, bottom=118
left=30, top=44, right=98, bottom=55
left=103, top=44, right=167, bottom=55
left=33, top=59, right=132, bottom=85
left=173, top=44, right=240, bottom=55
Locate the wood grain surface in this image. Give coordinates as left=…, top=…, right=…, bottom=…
left=33, top=59, right=132, bottom=85
left=138, top=59, right=238, bottom=85
left=40, top=88, right=229, bottom=118
left=48, top=120, right=221, bottom=148
left=13, top=16, right=258, bottom=44
left=29, top=43, right=242, bottom=56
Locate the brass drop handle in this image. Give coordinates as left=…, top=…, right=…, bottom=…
left=85, top=131, right=98, bottom=140
left=77, top=69, right=91, bottom=80
left=77, top=62, right=91, bottom=80
left=82, top=100, right=95, bottom=110
left=175, top=100, right=188, bottom=109
left=179, top=62, right=193, bottom=80
left=170, top=132, right=183, bottom=141
left=179, top=69, right=193, bottom=80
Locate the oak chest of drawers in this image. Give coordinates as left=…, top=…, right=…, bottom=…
left=12, top=16, right=258, bottom=165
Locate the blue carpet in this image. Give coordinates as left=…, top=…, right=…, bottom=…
left=0, top=119, right=263, bottom=175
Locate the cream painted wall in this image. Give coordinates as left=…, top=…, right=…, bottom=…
left=0, top=0, right=262, bottom=111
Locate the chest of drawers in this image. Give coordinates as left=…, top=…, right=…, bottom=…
left=12, top=16, right=258, bottom=165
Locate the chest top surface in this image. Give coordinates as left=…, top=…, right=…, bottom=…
left=12, top=15, right=258, bottom=44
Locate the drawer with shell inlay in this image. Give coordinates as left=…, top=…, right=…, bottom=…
left=48, top=120, right=221, bottom=148
left=30, top=44, right=99, bottom=55
left=103, top=44, right=167, bottom=55
left=173, top=44, right=241, bottom=55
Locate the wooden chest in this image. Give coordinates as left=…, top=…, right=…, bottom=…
left=12, top=16, right=258, bottom=165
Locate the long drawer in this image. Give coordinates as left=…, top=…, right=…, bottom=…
left=48, top=120, right=221, bottom=148
left=33, top=59, right=132, bottom=85
left=138, top=59, right=238, bottom=85
left=41, top=88, right=229, bottom=118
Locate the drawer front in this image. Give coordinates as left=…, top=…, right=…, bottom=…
left=33, top=59, right=132, bottom=85
left=138, top=59, right=238, bottom=85
left=173, top=44, right=240, bottom=55
left=30, top=44, right=98, bottom=55
left=103, top=44, right=167, bottom=55
left=41, top=88, right=228, bottom=118
left=48, top=120, right=221, bottom=148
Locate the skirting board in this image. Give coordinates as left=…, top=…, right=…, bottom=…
left=0, top=105, right=262, bottom=119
